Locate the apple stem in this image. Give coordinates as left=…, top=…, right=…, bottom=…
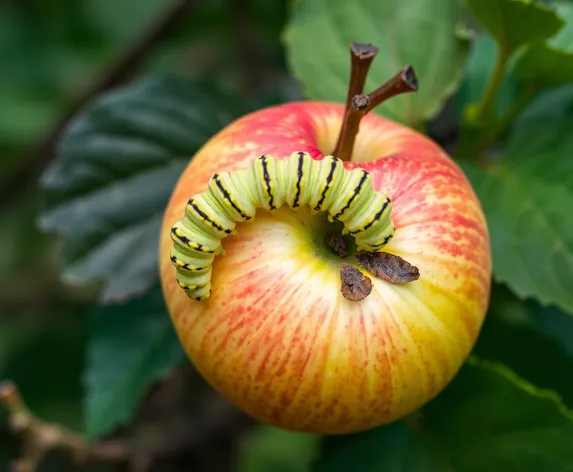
left=332, top=56, right=419, bottom=161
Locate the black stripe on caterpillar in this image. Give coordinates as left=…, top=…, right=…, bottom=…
left=170, top=151, right=394, bottom=301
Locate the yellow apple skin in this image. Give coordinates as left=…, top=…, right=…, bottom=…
left=159, top=102, right=491, bottom=434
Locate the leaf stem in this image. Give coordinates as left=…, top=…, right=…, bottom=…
left=492, top=83, right=538, bottom=139
left=473, top=46, right=510, bottom=125
left=333, top=62, right=418, bottom=161
left=470, top=83, right=538, bottom=161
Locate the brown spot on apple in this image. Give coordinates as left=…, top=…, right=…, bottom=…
left=355, top=251, right=420, bottom=284
left=340, top=264, right=372, bottom=301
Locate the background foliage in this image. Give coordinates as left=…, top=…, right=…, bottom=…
left=2, top=0, right=573, bottom=470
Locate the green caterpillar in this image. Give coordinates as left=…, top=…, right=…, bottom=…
left=170, top=151, right=394, bottom=300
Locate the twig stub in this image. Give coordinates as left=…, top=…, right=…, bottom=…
left=354, top=252, right=420, bottom=284
left=347, top=42, right=379, bottom=100
left=340, top=264, right=372, bottom=301
left=402, top=64, right=419, bottom=91
left=365, top=65, right=418, bottom=113
left=350, top=42, right=379, bottom=59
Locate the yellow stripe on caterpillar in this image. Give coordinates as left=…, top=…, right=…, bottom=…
left=170, top=151, right=395, bottom=300
left=170, top=248, right=214, bottom=272
left=171, top=221, right=223, bottom=255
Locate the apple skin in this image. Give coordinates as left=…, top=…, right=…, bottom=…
left=159, top=101, right=491, bottom=434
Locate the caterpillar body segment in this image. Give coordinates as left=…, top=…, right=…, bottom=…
left=176, top=267, right=212, bottom=289
left=178, top=279, right=212, bottom=301
left=185, top=194, right=236, bottom=239
left=170, top=247, right=215, bottom=273
left=208, top=172, right=256, bottom=222
left=327, top=169, right=372, bottom=223
left=228, top=169, right=259, bottom=218
left=308, top=155, right=345, bottom=213
left=249, top=155, right=287, bottom=211
left=171, top=151, right=395, bottom=300
left=249, top=155, right=275, bottom=211
left=283, top=151, right=314, bottom=210
left=170, top=222, right=222, bottom=255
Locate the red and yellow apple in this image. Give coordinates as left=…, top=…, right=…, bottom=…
left=159, top=101, right=491, bottom=434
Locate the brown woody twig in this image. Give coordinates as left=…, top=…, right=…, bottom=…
left=0, top=380, right=134, bottom=472
left=1, top=376, right=253, bottom=472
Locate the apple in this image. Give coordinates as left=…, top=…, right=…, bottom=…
left=159, top=44, right=491, bottom=434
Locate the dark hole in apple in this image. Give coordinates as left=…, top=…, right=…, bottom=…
left=325, top=233, right=350, bottom=258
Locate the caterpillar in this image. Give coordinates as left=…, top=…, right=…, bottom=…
left=170, top=151, right=395, bottom=301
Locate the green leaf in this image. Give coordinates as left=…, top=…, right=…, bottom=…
left=315, top=359, right=573, bottom=472
left=424, top=359, right=573, bottom=470
left=551, top=2, right=573, bottom=50
left=84, top=285, right=185, bottom=437
left=505, top=118, right=573, bottom=189
left=513, top=3, right=573, bottom=121
left=457, top=34, right=520, bottom=118
left=39, top=76, right=249, bottom=303
left=535, top=304, right=573, bottom=357
left=517, top=84, right=573, bottom=123
left=474, top=289, right=573, bottom=408
left=486, top=283, right=573, bottom=360
left=511, top=2, right=573, bottom=90
left=463, top=161, right=573, bottom=316
left=315, top=421, right=445, bottom=472
left=514, top=43, right=573, bottom=88
left=462, top=117, right=573, bottom=314
left=237, top=425, right=320, bottom=472
left=284, top=0, right=470, bottom=128
left=463, top=0, right=564, bottom=54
